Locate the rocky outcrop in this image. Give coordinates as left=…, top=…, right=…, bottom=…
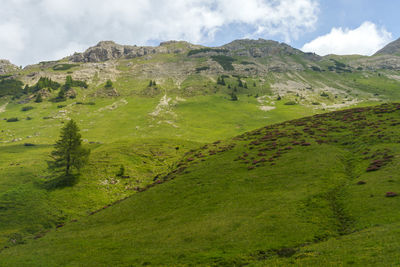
left=69, top=40, right=199, bottom=63
left=374, top=38, right=400, bottom=56
left=0, top=59, right=19, bottom=75
left=222, top=39, right=320, bottom=61
left=69, top=41, right=160, bottom=62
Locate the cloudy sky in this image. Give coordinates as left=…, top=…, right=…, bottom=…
left=0, top=0, right=398, bottom=66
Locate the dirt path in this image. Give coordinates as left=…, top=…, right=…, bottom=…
left=0, top=102, right=8, bottom=113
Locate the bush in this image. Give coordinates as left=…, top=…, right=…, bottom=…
left=284, top=101, right=297, bottom=105
left=0, top=78, right=24, bottom=98
left=320, top=92, right=329, bottom=97
left=116, top=165, right=125, bottom=177
left=230, top=93, right=238, bottom=101
left=187, top=48, right=227, bottom=56
left=195, top=66, right=209, bottom=73
left=57, top=105, right=66, bottom=108
left=24, top=143, right=36, bottom=146
left=21, top=106, right=34, bottom=111
left=211, top=55, right=235, bottom=71
left=35, top=94, right=43, bottom=103
left=52, top=64, right=79, bottom=71
left=6, top=117, right=19, bottom=122
left=105, top=80, right=113, bottom=88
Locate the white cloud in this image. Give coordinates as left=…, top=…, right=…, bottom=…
left=0, top=0, right=319, bottom=66
left=301, top=21, right=393, bottom=56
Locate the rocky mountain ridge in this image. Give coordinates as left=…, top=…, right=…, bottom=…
left=0, top=59, right=19, bottom=75
left=374, top=38, right=400, bottom=56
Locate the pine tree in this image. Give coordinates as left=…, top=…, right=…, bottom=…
left=238, top=78, right=243, bottom=87
left=231, top=92, right=238, bottom=101
left=49, top=120, right=90, bottom=179
left=64, top=75, right=73, bottom=90
left=105, top=79, right=113, bottom=88
left=148, top=80, right=153, bottom=87
left=57, top=88, right=66, bottom=101
left=35, top=94, right=43, bottom=103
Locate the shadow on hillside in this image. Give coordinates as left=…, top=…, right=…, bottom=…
left=36, top=174, right=79, bottom=190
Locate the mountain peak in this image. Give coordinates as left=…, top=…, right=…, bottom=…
left=374, top=38, right=400, bottom=56
left=0, top=59, right=19, bottom=75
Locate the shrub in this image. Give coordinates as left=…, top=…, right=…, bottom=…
left=21, top=106, right=34, bottom=111
left=187, top=48, right=227, bottom=56
left=195, top=66, right=209, bottom=72
left=6, top=117, right=19, bottom=122
left=320, top=92, right=329, bottom=97
left=35, top=94, right=43, bottom=103
left=230, top=93, right=238, bottom=101
left=24, top=143, right=35, bottom=146
left=116, top=165, right=125, bottom=177
left=211, top=55, right=235, bottom=71
left=284, top=101, right=297, bottom=105
left=105, top=80, right=113, bottom=88
left=52, top=64, right=79, bottom=71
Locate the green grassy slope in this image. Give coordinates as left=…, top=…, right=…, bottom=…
left=0, top=88, right=320, bottom=248
left=1, top=103, right=399, bottom=266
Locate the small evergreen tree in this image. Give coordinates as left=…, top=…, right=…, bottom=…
left=238, top=78, right=243, bottom=88
left=64, top=75, right=73, bottom=90
left=35, top=94, right=43, bottom=103
left=49, top=120, right=90, bottom=179
left=117, top=165, right=125, bottom=177
left=23, top=85, right=29, bottom=95
left=57, top=88, right=66, bottom=101
left=105, top=79, right=113, bottom=88
left=152, top=80, right=156, bottom=86
left=230, top=92, right=238, bottom=101
left=148, top=80, right=153, bottom=87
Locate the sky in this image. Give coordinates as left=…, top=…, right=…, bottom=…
left=0, top=0, right=398, bottom=66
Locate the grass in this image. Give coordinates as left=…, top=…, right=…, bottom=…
left=1, top=103, right=399, bottom=266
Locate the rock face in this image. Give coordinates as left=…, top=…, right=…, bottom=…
left=69, top=40, right=200, bottom=63
left=70, top=41, right=161, bottom=62
left=222, top=39, right=321, bottom=61
left=374, top=38, right=400, bottom=55
left=0, top=59, right=18, bottom=75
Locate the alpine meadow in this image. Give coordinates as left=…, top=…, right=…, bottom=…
left=1, top=1, right=400, bottom=265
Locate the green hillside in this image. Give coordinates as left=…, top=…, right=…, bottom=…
left=1, top=103, right=399, bottom=266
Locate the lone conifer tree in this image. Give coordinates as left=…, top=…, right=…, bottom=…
left=49, top=120, right=90, bottom=179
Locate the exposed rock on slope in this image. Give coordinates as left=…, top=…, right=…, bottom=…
left=222, top=39, right=320, bottom=61
left=69, top=40, right=201, bottom=62
left=0, top=59, right=18, bottom=74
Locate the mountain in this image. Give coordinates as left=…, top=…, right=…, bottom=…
left=374, top=38, right=400, bottom=55
left=0, top=38, right=400, bottom=265
left=1, top=103, right=399, bottom=266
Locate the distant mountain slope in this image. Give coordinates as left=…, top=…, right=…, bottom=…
left=1, top=103, right=399, bottom=266
left=374, top=38, right=400, bottom=55
left=0, top=60, right=18, bottom=75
